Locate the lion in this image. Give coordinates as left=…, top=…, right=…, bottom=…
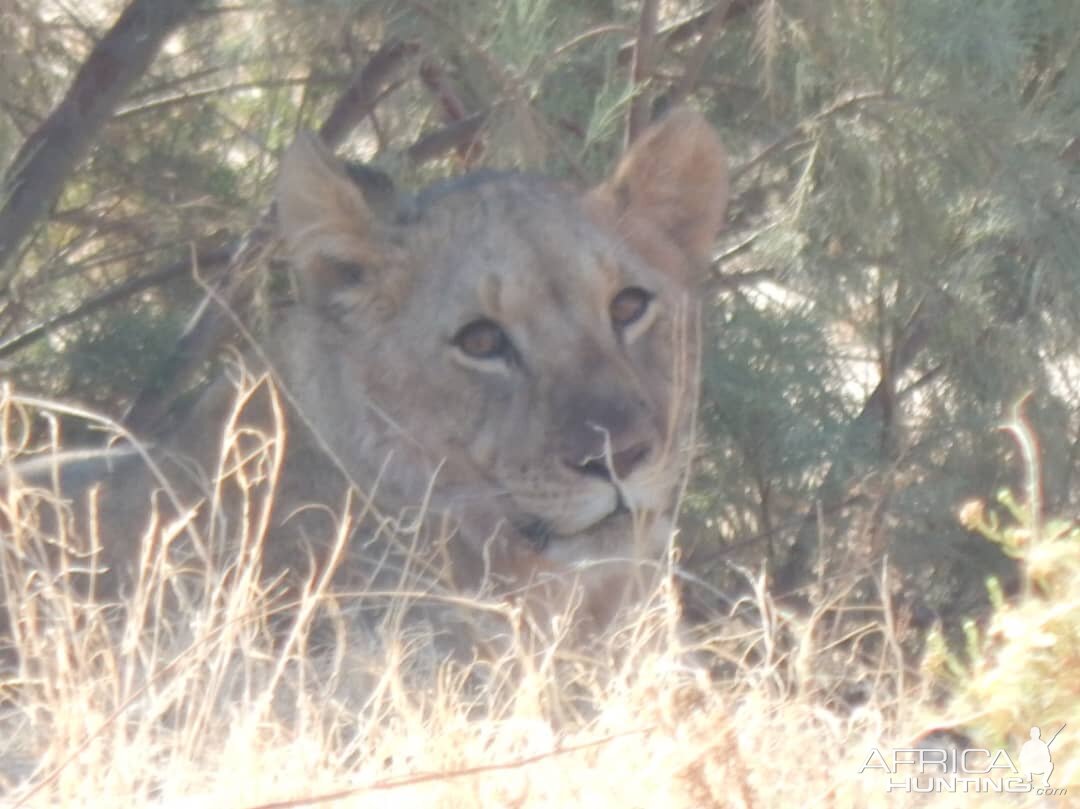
left=4, top=108, right=729, bottom=643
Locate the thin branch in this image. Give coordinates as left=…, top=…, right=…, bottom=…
left=125, top=64, right=234, bottom=101
left=240, top=728, right=653, bottom=809
left=114, top=77, right=349, bottom=121
left=731, top=91, right=890, bottom=182
left=711, top=268, right=778, bottom=292
left=616, top=1, right=759, bottom=66
left=898, top=363, right=947, bottom=400
left=49, top=206, right=151, bottom=243
left=712, top=221, right=780, bottom=265
left=626, top=0, right=659, bottom=144
left=33, top=239, right=204, bottom=286
left=0, top=248, right=231, bottom=360
left=551, top=25, right=635, bottom=62
left=731, top=135, right=809, bottom=183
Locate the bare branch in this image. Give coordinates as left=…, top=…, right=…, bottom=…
left=616, top=1, right=759, bottom=66
left=406, top=112, right=489, bottom=167
left=711, top=269, right=778, bottom=292
left=318, top=39, right=420, bottom=147
left=419, top=58, right=469, bottom=123
left=419, top=58, right=484, bottom=164
left=669, top=0, right=734, bottom=106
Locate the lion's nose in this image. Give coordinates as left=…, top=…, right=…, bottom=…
left=573, top=441, right=652, bottom=482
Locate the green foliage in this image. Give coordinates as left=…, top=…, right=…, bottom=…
left=685, top=0, right=1080, bottom=617
left=64, top=309, right=187, bottom=402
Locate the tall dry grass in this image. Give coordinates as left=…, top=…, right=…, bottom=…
left=0, top=385, right=1064, bottom=807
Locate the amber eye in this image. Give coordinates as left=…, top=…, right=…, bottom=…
left=453, top=319, right=510, bottom=360
left=610, top=286, right=652, bottom=329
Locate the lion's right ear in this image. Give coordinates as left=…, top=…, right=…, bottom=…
left=276, top=132, right=387, bottom=293
left=585, top=109, right=729, bottom=283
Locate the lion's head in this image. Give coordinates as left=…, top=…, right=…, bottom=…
left=270, top=109, right=728, bottom=615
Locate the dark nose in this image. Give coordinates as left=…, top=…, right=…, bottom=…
left=574, top=440, right=652, bottom=481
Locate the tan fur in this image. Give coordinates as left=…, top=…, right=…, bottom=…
left=33, top=109, right=729, bottom=635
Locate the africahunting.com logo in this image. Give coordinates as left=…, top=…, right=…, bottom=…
left=859, top=725, right=1067, bottom=796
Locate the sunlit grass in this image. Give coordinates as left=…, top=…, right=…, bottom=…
left=0, top=386, right=1072, bottom=807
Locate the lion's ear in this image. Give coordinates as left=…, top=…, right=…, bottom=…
left=276, top=132, right=388, bottom=294
left=588, top=109, right=729, bottom=275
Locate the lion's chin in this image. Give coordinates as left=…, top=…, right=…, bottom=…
left=507, top=487, right=612, bottom=549
left=558, top=499, right=630, bottom=539
left=537, top=503, right=673, bottom=569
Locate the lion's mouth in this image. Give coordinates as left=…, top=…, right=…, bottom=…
left=512, top=497, right=630, bottom=553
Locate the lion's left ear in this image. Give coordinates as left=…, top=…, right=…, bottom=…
left=586, top=108, right=729, bottom=279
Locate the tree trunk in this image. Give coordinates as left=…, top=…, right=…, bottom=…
left=771, top=297, right=941, bottom=597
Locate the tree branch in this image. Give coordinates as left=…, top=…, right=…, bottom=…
left=318, top=39, right=419, bottom=147
left=113, top=77, right=349, bottom=122
left=616, top=1, right=759, bottom=66
left=626, top=0, right=659, bottom=144
left=406, top=112, right=489, bottom=166
left=0, top=0, right=206, bottom=279
left=419, top=58, right=484, bottom=164
left=771, top=295, right=945, bottom=598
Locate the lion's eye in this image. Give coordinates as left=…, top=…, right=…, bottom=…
left=453, top=319, right=510, bottom=360
left=610, top=287, right=652, bottom=329
left=322, top=256, right=366, bottom=285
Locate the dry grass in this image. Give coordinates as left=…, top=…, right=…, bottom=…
left=0, top=386, right=1071, bottom=808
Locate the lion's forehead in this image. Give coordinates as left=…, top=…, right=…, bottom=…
left=407, top=176, right=650, bottom=324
